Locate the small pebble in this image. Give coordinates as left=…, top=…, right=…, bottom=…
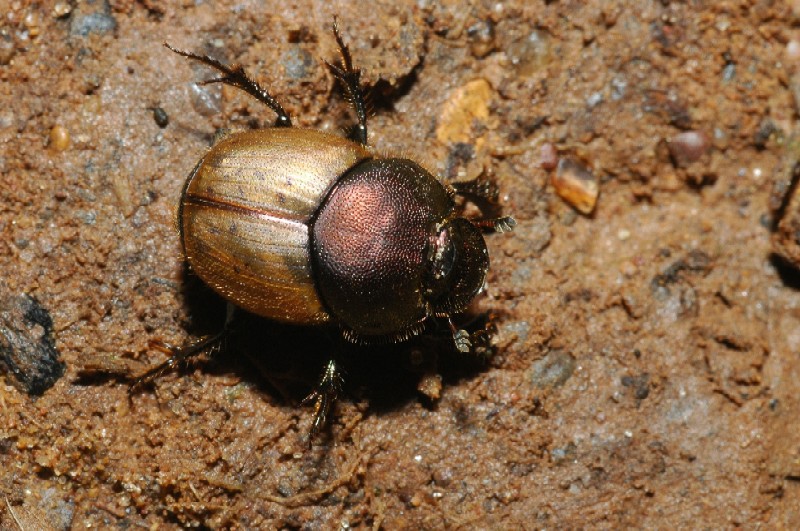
left=281, top=45, right=314, bottom=79
left=610, top=76, right=627, bottom=101
left=552, top=158, right=599, bottom=214
left=721, top=63, right=736, bottom=82
left=189, top=82, right=222, bottom=117
left=152, top=107, right=169, bottom=128
left=467, top=19, right=495, bottom=58
left=53, top=3, right=72, bottom=18
left=436, top=79, right=493, bottom=145
left=70, top=11, right=118, bottom=37
left=586, top=92, right=603, bottom=108
left=508, top=30, right=551, bottom=77
left=530, top=350, right=576, bottom=389
left=49, top=125, right=70, bottom=151
left=23, top=12, right=41, bottom=38
left=417, top=373, right=443, bottom=401
left=668, top=130, right=709, bottom=165
left=410, top=493, right=423, bottom=507
left=540, top=142, right=558, bottom=170
left=433, top=467, right=453, bottom=486
left=550, top=442, right=577, bottom=464
left=0, top=295, right=65, bottom=395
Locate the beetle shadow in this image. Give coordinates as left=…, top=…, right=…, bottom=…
left=230, top=312, right=488, bottom=418
left=770, top=253, right=800, bottom=291
left=130, top=267, right=496, bottom=430
left=184, top=303, right=493, bottom=426
left=74, top=262, right=495, bottom=436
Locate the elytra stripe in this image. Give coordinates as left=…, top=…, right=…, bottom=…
left=183, top=192, right=307, bottom=226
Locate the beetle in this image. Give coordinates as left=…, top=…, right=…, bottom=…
left=133, top=22, right=515, bottom=438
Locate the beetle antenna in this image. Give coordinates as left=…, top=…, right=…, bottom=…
left=471, top=216, right=516, bottom=233
left=164, top=42, right=292, bottom=128
left=446, top=315, right=472, bottom=353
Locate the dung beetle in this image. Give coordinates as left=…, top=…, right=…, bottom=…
left=133, top=22, right=515, bottom=438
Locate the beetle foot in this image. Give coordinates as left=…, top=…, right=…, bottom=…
left=471, top=328, right=491, bottom=347
left=302, top=359, right=343, bottom=441
left=129, top=333, right=225, bottom=392
left=472, top=216, right=516, bottom=233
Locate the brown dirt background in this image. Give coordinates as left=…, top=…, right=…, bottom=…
left=2, top=0, right=800, bottom=528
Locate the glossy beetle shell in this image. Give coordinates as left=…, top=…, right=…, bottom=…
left=180, top=127, right=370, bottom=324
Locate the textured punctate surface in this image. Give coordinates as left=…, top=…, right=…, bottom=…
left=312, top=158, right=452, bottom=336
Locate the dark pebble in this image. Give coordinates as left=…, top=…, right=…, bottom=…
left=621, top=373, right=650, bottom=400
left=0, top=294, right=64, bottom=395
left=152, top=106, right=169, bottom=128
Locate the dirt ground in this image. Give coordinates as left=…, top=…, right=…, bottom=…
left=2, top=0, right=800, bottom=528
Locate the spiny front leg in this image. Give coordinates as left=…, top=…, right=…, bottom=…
left=450, top=177, right=501, bottom=202
left=448, top=177, right=516, bottom=233
left=444, top=315, right=472, bottom=353
left=440, top=313, right=497, bottom=356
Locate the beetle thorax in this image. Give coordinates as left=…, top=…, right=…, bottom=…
left=311, top=158, right=454, bottom=339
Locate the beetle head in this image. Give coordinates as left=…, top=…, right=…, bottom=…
left=424, top=217, right=489, bottom=316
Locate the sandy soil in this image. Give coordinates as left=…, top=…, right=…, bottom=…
left=1, top=0, right=799, bottom=528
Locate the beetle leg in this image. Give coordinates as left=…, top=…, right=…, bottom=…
left=130, top=303, right=236, bottom=392
left=129, top=332, right=227, bottom=392
left=301, top=359, right=344, bottom=441
left=449, top=177, right=516, bottom=233
left=450, top=178, right=501, bottom=203
left=327, top=19, right=369, bottom=145
left=164, top=43, right=292, bottom=128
